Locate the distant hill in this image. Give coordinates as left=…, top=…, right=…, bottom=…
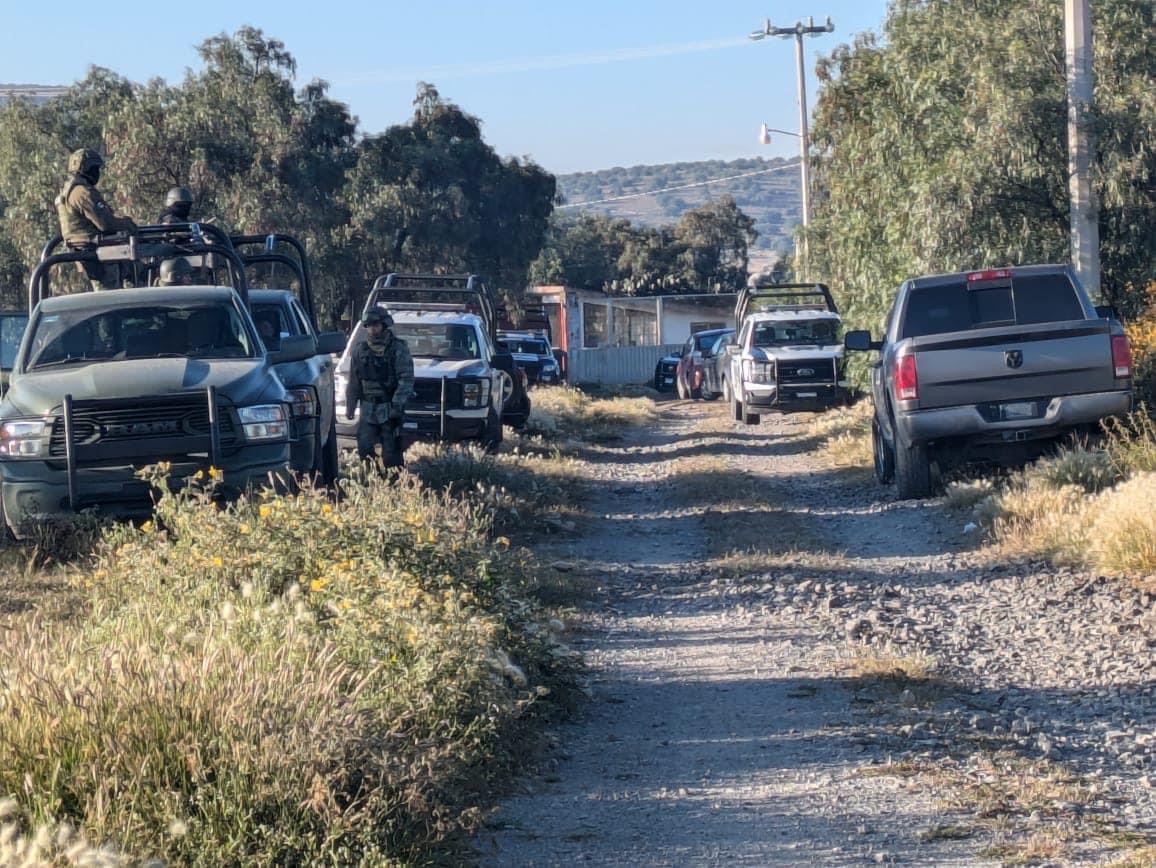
left=555, top=157, right=802, bottom=265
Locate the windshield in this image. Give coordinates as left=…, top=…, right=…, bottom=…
left=498, top=337, right=550, bottom=355
left=393, top=323, right=480, bottom=360
left=696, top=331, right=731, bottom=354
left=25, top=302, right=256, bottom=370
left=752, top=319, right=840, bottom=347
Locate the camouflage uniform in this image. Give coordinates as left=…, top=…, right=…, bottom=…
left=54, top=148, right=137, bottom=289
left=345, top=310, right=414, bottom=468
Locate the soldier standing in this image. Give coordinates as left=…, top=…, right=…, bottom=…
left=55, top=148, right=137, bottom=289
left=344, top=308, right=414, bottom=470
left=158, top=186, right=193, bottom=224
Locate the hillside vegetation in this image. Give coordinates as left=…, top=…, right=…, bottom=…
left=556, top=157, right=801, bottom=256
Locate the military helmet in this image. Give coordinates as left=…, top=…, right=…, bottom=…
left=67, top=148, right=104, bottom=176
left=165, top=186, right=193, bottom=208
left=362, top=308, right=393, bottom=327
left=158, top=257, right=194, bottom=285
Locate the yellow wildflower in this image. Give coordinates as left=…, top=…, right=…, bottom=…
left=258, top=504, right=272, bottom=519
left=238, top=522, right=251, bottom=535
left=309, top=576, right=328, bottom=593
left=140, top=520, right=154, bottom=534
left=211, top=556, right=223, bottom=568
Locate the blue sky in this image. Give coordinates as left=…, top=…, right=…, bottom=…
left=1, top=1, right=888, bottom=175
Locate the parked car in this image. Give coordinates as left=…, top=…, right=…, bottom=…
left=496, top=330, right=562, bottom=385
left=674, top=327, right=735, bottom=400
left=249, top=290, right=345, bottom=484
left=653, top=349, right=681, bottom=393
left=845, top=264, right=1133, bottom=499
left=694, top=329, right=735, bottom=401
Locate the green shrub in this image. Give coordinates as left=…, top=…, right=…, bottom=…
left=0, top=471, right=578, bottom=865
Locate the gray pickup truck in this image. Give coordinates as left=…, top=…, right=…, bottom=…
left=0, top=226, right=316, bottom=536
left=845, top=264, right=1133, bottom=499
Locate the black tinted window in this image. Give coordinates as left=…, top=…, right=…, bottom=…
left=1012, top=274, right=1085, bottom=324
left=902, top=273, right=1085, bottom=338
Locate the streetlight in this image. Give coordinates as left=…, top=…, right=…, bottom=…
left=749, top=15, right=834, bottom=279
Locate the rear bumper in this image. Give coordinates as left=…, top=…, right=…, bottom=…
left=896, top=389, right=1133, bottom=445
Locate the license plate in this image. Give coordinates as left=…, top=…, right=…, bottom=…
left=797, top=391, right=817, bottom=398
left=402, top=421, right=418, bottom=430
left=1001, top=401, right=1037, bottom=420
left=664, top=377, right=674, bottom=384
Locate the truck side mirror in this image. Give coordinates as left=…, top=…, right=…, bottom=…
left=491, top=352, right=515, bottom=374
left=844, top=330, right=880, bottom=352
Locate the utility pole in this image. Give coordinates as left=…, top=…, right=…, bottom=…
left=1066, top=0, right=1100, bottom=300
left=749, top=16, right=834, bottom=280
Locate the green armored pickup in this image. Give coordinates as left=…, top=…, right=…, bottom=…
left=0, top=226, right=318, bottom=537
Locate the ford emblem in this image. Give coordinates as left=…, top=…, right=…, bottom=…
left=797, top=367, right=814, bottom=376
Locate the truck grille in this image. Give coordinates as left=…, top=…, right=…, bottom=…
left=409, top=378, right=462, bottom=410
left=778, top=358, right=836, bottom=384
left=518, top=359, right=544, bottom=382
left=49, top=395, right=239, bottom=462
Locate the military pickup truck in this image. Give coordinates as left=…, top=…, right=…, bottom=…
left=336, top=273, right=528, bottom=452
left=845, top=264, right=1133, bottom=499
left=0, top=226, right=315, bottom=536
left=720, top=282, right=846, bottom=424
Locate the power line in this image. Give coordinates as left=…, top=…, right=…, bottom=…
left=556, top=163, right=798, bottom=209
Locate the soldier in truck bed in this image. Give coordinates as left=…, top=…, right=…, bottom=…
left=55, top=148, right=138, bottom=290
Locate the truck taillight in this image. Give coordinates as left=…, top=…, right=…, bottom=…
left=895, top=352, right=918, bottom=400
left=1111, top=334, right=1132, bottom=379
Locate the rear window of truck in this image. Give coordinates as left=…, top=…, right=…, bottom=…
left=900, top=274, right=1086, bottom=338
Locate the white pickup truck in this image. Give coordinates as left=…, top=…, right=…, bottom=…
left=336, top=273, right=527, bottom=452
left=720, top=283, right=847, bottom=424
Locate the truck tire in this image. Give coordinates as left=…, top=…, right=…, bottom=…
left=872, top=418, right=895, bottom=485
left=481, top=408, right=503, bottom=453
left=742, top=407, right=760, bottom=425
left=894, top=428, right=932, bottom=499
left=728, top=381, right=743, bottom=422
left=320, top=417, right=340, bottom=485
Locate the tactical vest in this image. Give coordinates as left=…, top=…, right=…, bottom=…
left=55, top=177, right=98, bottom=246
left=354, top=339, right=400, bottom=400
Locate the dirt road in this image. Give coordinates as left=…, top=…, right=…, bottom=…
left=475, top=399, right=1155, bottom=867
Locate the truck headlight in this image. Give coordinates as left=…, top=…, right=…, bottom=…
left=0, top=418, right=50, bottom=458
left=742, top=359, right=775, bottom=384
left=460, top=379, right=491, bottom=408
left=285, top=387, right=319, bottom=418
left=238, top=404, right=288, bottom=442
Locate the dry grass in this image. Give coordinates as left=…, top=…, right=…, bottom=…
left=806, top=400, right=873, bottom=469
left=837, top=641, right=939, bottom=682
left=1105, top=844, right=1156, bottom=867
left=0, top=468, right=582, bottom=865
left=524, top=384, right=653, bottom=443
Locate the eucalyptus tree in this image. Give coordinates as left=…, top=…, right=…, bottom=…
left=808, top=0, right=1156, bottom=350
left=340, top=83, right=555, bottom=311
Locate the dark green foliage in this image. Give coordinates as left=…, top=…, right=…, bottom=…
left=0, top=33, right=554, bottom=328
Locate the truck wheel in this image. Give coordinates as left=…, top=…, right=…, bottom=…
left=894, top=429, right=932, bottom=499
left=743, top=408, right=760, bottom=425
left=872, top=418, right=895, bottom=485
left=690, top=383, right=702, bottom=400
left=729, top=387, right=743, bottom=422
left=481, top=408, right=503, bottom=453
left=702, top=388, right=720, bottom=402
left=321, top=417, right=340, bottom=485
left=676, top=376, right=689, bottom=400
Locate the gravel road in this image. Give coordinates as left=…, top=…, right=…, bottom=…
left=475, top=399, right=1155, bottom=867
